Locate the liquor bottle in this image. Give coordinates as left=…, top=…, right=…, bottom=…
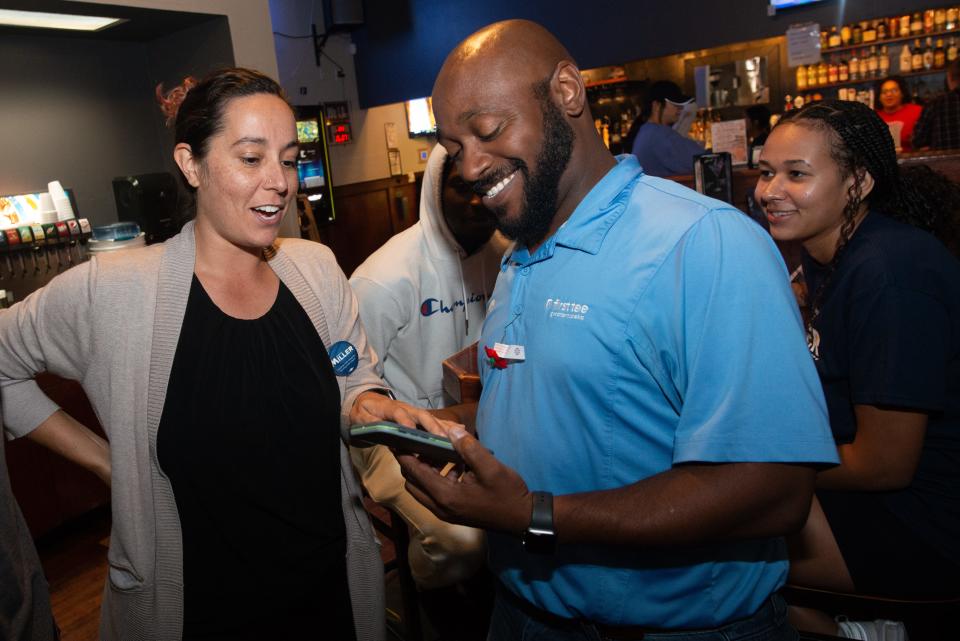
left=863, top=21, right=876, bottom=43
left=838, top=86, right=848, bottom=101
left=889, top=16, right=900, bottom=39
left=807, top=63, right=818, bottom=88
left=859, top=49, right=870, bottom=79
left=948, top=37, right=958, bottom=63
left=879, top=45, right=891, bottom=77
left=901, top=14, right=913, bottom=38
left=839, top=58, right=850, bottom=82
left=796, top=64, right=808, bottom=90
left=877, top=20, right=888, bottom=41
left=852, top=23, right=862, bottom=45
left=817, top=60, right=829, bottom=86
left=820, top=30, right=829, bottom=50
left=911, top=12, right=924, bottom=36
left=828, top=60, right=839, bottom=84
left=923, top=37, right=935, bottom=70
left=924, top=9, right=935, bottom=34
left=936, top=8, right=947, bottom=33
left=850, top=50, right=861, bottom=80
left=867, top=46, right=879, bottom=78
left=841, top=23, right=853, bottom=46
left=900, top=43, right=913, bottom=73
left=828, top=26, right=841, bottom=48
left=948, top=6, right=958, bottom=31
left=912, top=39, right=924, bottom=70
left=935, top=38, right=946, bottom=69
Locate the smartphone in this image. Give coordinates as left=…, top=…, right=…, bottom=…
left=349, top=421, right=463, bottom=465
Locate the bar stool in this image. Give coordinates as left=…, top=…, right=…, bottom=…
left=364, top=497, right=424, bottom=641
left=783, top=584, right=960, bottom=641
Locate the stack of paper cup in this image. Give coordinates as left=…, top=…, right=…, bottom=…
left=47, top=180, right=75, bottom=221
left=38, top=192, right=58, bottom=225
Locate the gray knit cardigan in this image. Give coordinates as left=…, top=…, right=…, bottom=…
left=0, top=221, right=386, bottom=641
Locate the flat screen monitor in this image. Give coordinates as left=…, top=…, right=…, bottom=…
left=770, top=0, right=826, bottom=8
left=297, top=119, right=320, bottom=143
left=405, top=97, right=436, bottom=137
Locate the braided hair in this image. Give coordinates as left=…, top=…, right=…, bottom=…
left=776, top=99, right=960, bottom=329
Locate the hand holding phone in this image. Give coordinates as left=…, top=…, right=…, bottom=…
left=349, top=421, right=464, bottom=466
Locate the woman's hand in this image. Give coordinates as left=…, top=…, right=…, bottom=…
left=349, top=390, right=463, bottom=437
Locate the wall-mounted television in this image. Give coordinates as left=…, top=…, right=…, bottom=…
left=770, top=0, right=826, bottom=9
left=405, top=97, right=436, bottom=137
left=296, top=119, right=320, bottom=144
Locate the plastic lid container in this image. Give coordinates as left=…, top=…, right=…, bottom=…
left=91, top=222, right=141, bottom=242
left=87, top=232, right=146, bottom=253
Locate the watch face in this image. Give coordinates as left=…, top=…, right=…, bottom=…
left=522, top=529, right=557, bottom=554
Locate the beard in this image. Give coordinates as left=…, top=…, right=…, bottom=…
left=484, top=97, right=575, bottom=248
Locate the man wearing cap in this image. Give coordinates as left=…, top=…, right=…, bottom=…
left=631, top=80, right=704, bottom=177
left=399, top=19, right=838, bottom=641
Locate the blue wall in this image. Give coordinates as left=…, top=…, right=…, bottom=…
left=353, top=0, right=944, bottom=107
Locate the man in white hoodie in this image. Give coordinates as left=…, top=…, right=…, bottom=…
left=349, top=145, right=506, bottom=594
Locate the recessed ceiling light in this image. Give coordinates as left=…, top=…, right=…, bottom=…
left=0, top=9, right=124, bottom=31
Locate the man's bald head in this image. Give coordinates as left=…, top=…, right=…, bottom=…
left=435, top=19, right=574, bottom=95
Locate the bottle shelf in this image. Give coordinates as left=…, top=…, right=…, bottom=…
left=798, top=67, right=948, bottom=92
left=822, top=28, right=959, bottom=56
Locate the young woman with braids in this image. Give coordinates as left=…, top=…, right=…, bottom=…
left=756, top=99, right=960, bottom=636
left=0, top=68, right=451, bottom=640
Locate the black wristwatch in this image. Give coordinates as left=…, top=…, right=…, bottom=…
left=521, top=491, right=557, bottom=554
left=365, top=387, right=396, bottom=400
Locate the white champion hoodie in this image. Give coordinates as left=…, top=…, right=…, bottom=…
left=349, top=145, right=508, bottom=408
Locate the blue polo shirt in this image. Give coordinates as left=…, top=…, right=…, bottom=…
left=476, top=155, right=837, bottom=628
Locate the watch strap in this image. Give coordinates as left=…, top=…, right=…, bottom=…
left=523, top=491, right=557, bottom=554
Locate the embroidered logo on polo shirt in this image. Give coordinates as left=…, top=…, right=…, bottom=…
left=544, top=298, right=590, bottom=321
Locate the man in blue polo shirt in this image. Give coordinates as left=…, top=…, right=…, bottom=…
left=399, top=19, right=839, bottom=641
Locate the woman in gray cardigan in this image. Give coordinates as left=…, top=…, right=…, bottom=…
left=0, top=68, right=444, bottom=641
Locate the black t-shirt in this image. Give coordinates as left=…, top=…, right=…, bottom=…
left=157, top=276, right=353, bottom=640
left=803, top=212, right=960, bottom=566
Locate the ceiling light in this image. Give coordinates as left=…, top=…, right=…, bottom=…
left=0, top=9, right=123, bottom=31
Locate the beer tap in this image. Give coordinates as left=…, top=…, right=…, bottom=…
left=17, top=227, right=39, bottom=274
left=31, top=224, right=50, bottom=272
left=78, top=218, right=92, bottom=259
left=0, top=230, right=7, bottom=280
left=4, top=230, right=20, bottom=278
left=42, top=223, right=60, bottom=271
left=54, top=222, right=71, bottom=268
left=66, top=219, right=82, bottom=263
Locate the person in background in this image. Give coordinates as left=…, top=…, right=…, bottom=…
left=349, top=144, right=506, bottom=638
left=746, top=104, right=772, bottom=147
left=756, top=99, right=960, bottom=640
left=631, top=80, right=705, bottom=176
left=913, top=60, right=960, bottom=150
left=0, top=401, right=58, bottom=641
left=874, top=76, right=922, bottom=151
left=400, top=19, right=839, bottom=641
left=0, top=67, right=448, bottom=641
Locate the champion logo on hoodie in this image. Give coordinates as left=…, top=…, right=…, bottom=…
left=420, top=293, right=487, bottom=317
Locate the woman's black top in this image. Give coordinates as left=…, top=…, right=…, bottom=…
left=157, top=276, right=354, bottom=640
left=804, top=212, right=960, bottom=594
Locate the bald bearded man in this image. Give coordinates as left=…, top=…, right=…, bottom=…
left=399, top=20, right=839, bottom=641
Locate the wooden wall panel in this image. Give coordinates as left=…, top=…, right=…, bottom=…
left=320, top=173, right=424, bottom=277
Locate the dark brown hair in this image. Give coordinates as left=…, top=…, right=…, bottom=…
left=156, top=67, right=290, bottom=164
left=777, top=99, right=960, bottom=324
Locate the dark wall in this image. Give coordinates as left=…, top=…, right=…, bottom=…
left=0, top=18, right=232, bottom=227
left=354, top=0, right=948, bottom=108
